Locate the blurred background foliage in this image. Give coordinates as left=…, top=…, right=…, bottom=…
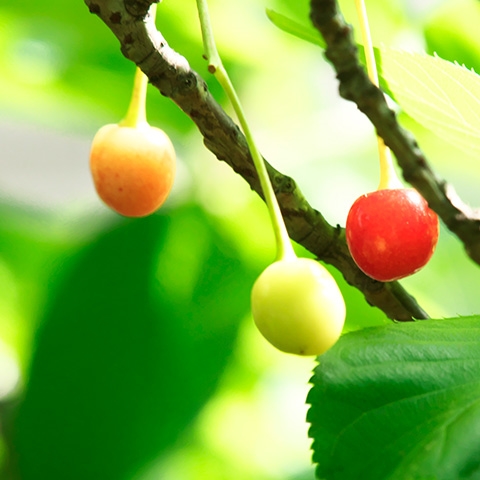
left=0, top=0, right=480, bottom=478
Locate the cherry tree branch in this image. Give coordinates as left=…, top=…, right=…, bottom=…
left=310, top=0, right=480, bottom=266
left=84, top=0, right=429, bottom=321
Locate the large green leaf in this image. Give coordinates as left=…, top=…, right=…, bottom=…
left=11, top=206, right=255, bottom=480
left=308, top=316, right=480, bottom=480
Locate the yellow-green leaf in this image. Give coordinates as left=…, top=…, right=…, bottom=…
left=267, top=9, right=480, bottom=156
left=380, top=50, right=480, bottom=156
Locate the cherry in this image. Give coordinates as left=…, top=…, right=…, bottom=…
left=251, top=257, right=346, bottom=356
left=345, top=188, right=439, bottom=282
left=90, top=123, right=176, bottom=217
left=193, top=2, right=346, bottom=356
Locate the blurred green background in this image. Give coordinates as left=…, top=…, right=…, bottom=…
left=0, top=0, right=480, bottom=479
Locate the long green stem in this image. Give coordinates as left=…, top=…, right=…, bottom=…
left=196, top=0, right=295, bottom=261
left=354, top=0, right=402, bottom=190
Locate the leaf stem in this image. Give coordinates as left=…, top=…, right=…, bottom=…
left=354, top=0, right=402, bottom=190
left=196, top=0, right=296, bottom=261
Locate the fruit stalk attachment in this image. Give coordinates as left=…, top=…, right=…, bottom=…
left=119, top=3, right=157, bottom=129
left=354, top=0, right=401, bottom=190
left=89, top=2, right=176, bottom=218
left=119, top=66, right=149, bottom=129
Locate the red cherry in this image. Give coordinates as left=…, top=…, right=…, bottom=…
left=345, top=188, right=439, bottom=282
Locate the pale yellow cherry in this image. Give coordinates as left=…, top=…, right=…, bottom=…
left=251, top=257, right=346, bottom=356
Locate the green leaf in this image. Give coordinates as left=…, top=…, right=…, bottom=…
left=267, top=9, right=480, bottom=156
left=266, top=9, right=325, bottom=48
left=379, top=50, right=480, bottom=157
left=11, top=206, right=255, bottom=480
left=308, top=316, right=480, bottom=480
left=265, top=10, right=391, bottom=98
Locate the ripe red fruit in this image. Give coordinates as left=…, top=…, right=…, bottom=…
left=345, top=188, right=439, bottom=282
left=90, top=123, right=176, bottom=217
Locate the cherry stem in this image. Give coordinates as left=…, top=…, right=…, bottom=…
left=354, top=0, right=402, bottom=190
left=119, top=67, right=149, bottom=128
left=196, top=0, right=296, bottom=261
left=119, top=4, right=158, bottom=129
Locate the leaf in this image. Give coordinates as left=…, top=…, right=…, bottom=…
left=267, top=9, right=480, bottom=156
left=266, top=9, right=326, bottom=48
left=11, top=206, right=255, bottom=480
left=265, top=10, right=392, bottom=99
left=307, top=316, right=480, bottom=480
left=380, top=50, right=480, bottom=157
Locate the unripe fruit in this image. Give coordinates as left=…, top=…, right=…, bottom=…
left=251, top=258, right=346, bottom=356
left=90, top=123, right=176, bottom=217
left=346, top=188, right=439, bottom=282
